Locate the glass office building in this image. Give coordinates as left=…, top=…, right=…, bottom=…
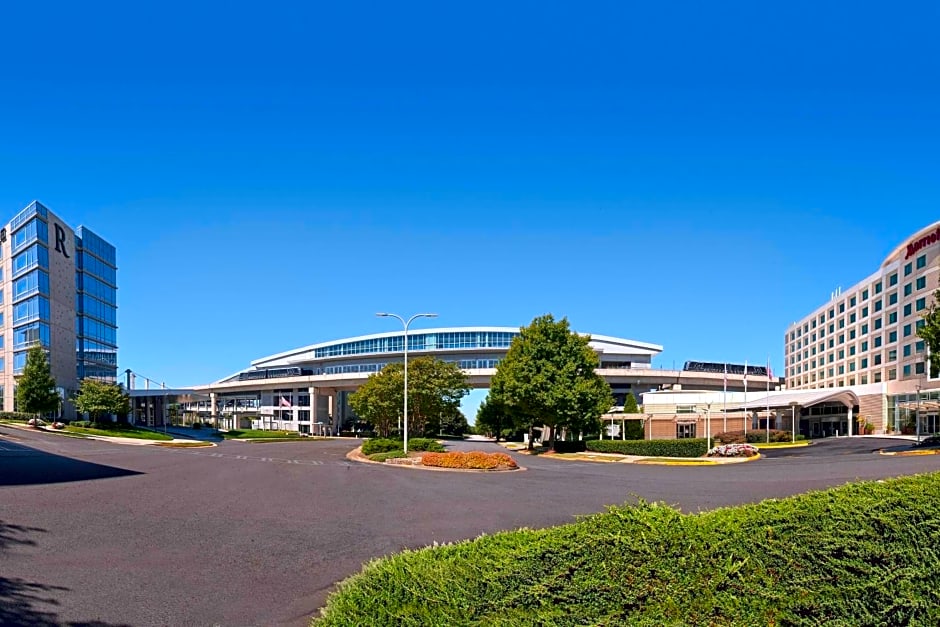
left=2, top=201, right=117, bottom=417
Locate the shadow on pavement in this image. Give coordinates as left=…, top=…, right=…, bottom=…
left=0, top=521, right=131, bottom=626
left=0, top=441, right=143, bottom=486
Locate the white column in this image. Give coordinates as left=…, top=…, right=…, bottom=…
left=209, top=392, right=217, bottom=428
left=847, top=407, right=853, bottom=437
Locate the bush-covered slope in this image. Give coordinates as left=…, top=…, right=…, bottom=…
left=314, top=472, right=940, bottom=626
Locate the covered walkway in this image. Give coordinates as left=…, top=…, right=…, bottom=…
left=722, top=389, right=861, bottom=438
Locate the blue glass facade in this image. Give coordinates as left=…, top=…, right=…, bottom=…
left=76, top=226, right=117, bottom=382
left=313, top=331, right=516, bottom=359
left=10, top=209, right=52, bottom=375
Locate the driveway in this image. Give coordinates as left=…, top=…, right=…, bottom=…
left=2, top=427, right=939, bottom=626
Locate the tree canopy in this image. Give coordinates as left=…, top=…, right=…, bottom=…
left=488, top=314, right=613, bottom=448
left=16, top=345, right=61, bottom=417
left=350, top=357, right=470, bottom=437
left=74, top=379, right=130, bottom=422
left=623, top=392, right=640, bottom=414
left=917, top=288, right=940, bottom=378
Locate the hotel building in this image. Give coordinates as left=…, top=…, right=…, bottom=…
left=0, top=201, right=117, bottom=418
left=783, top=221, right=939, bottom=434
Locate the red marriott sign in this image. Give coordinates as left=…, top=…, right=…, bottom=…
left=907, top=226, right=940, bottom=259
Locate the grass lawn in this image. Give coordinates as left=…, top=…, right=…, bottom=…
left=221, top=429, right=305, bottom=440
left=64, top=425, right=174, bottom=441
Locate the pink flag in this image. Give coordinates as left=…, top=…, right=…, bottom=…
left=279, top=396, right=292, bottom=408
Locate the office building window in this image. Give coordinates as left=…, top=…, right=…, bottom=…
left=917, top=276, right=927, bottom=290
left=917, top=254, right=927, bottom=269
left=889, top=272, right=898, bottom=287
left=904, top=262, right=913, bottom=276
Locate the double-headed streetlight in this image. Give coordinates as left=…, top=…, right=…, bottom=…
left=376, top=312, right=438, bottom=454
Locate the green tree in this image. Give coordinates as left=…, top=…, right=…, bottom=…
left=16, top=345, right=60, bottom=418
left=73, top=379, right=131, bottom=423
left=349, top=366, right=402, bottom=437
left=489, top=314, right=613, bottom=450
left=435, top=408, right=470, bottom=437
left=917, top=288, right=940, bottom=378
left=623, top=392, right=640, bottom=414
left=350, top=357, right=470, bottom=437
left=476, top=397, right=513, bottom=442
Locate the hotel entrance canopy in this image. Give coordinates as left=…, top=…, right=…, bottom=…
left=722, top=389, right=860, bottom=412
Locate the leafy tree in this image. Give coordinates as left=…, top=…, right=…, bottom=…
left=73, top=379, right=130, bottom=423
left=489, top=314, right=613, bottom=449
left=432, top=407, right=470, bottom=437
left=16, top=345, right=60, bottom=418
left=350, top=357, right=470, bottom=437
left=476, top=397, right=512, bottom=442
left=349, top=367, right=402, bottom=437
left=917, top=288, right=940, bottom=378
left=623, top=392, right=640, bottom=414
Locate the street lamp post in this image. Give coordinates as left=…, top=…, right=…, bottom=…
left=916, top=381, right=922, bottom=443
left=701, top=403, right=712, bottom=450
left=376, top=312, right=438, bottom=454
left=789, top=401, right=799, bottom=443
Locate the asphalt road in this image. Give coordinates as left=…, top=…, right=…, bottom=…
left=2, top=427, right=939, bottom=626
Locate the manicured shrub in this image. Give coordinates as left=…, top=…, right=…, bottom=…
left=552, top=440, right=586, bottom=453
left=314, top=472, right=940, bottom=626
left=368, top=451, right=409, bottom=462
left=421, top=451, right=517, bottom=470
left=585, top=438, right=709, bottom=458
left=70, top=420, right=92, bottom=428
left=407, top=438, right=445, bottom=453
left=361, top=438, right=402, bottom=456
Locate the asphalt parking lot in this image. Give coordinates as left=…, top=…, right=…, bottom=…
left=2, top=427, right=938, bottom=626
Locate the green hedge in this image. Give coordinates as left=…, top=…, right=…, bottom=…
left=361, top=439, right=402, bottom=455
left=313, top=472, right=940, bottom=626
left=368, top=451, right=409, bottom=462
left=0, top=412, right=37, bottom=423
left=585, top=438, right=709, bottom=458
left=406, top=438, right=445, bottom=453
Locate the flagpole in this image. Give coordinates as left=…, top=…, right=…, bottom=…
left=723, top=363, right=727, bottom=433
left=743, top=360, right=748, bottom=437
left=766, top=356, right=771, bottom=444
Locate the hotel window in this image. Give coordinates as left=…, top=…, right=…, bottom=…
left=829, top=308, right=835, bottom=320
left=889, top=272, right=898, bottom=287
left=888, top=368, right=897, bottom=380
left=838, top=334, right=845, bottom=344
left=829, top=339, right=835, bottom=349
left=861, top=323, right=868, bottom=335
left=812, top=319, right=817, bottom=329
left=917, top=297, right=926, bottom=311
left=904, top=304, right=912, bottom=317
left=916, top=320, right=925, bottom=331
left=838, top=365, right=845, bottom=375
left=861, top=357, right=868, bottom=368
left=888, top=292, right=897, bottom=306
left=850, top=296, right=857, bottom=307
left=862, top=289, right=869, bottom=301
left=888, top=312, right=897, bottom=324
left=917, top=254, right=927, bottom=269
left=904, top=283, right=913, bottom=296
left=874, top=318, right=882, bottom=330
left=861, top=340, right=868, bottom=351
left=875, top=281, right=883, bottom=294
left=904, top=324, right=911, bottom=337
left=849, top=345, right=856, bottom=356
left=916, top=276, right=926, bottom=290
left=874, top=355, right=882, bottom=366
left=861, top=375, right=868, bottom=384
left=904, top=262, right=913, bottom=276
left=888, top=349, right=897, bottom=362
left=829, top=323, right=835, bottom=333
left=916, top=362, right=926, bottom=375
left=862, top=306, right=869, bottom=318
left=874, top=372, right=882, bottom=383
left=916, top=340, right=925, bottom=353
left=850, top=329, right=856, bottom=340
left=849, top=313, right=856, bottom=323
left=849, top=362, right=856, bottom=372
left=839, top=303, right=845, bottom=313
left=889, top=330, right=897, bottom=343
left=828, top=368, right=835, bottom=377
left=874, top=300, right=883, bottom=312
left=904, top=344, right=912, bottom=357
left=838, top=349, right=845, bottom=359
left=838, top=318, right=845, bottom=329
left=903, top=365, right=911, bottom=377
left=874, top=336, right=882, bottom=348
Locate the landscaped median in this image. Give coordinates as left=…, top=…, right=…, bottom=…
left=220, top=429, right=323, bottom=441
left=312, top=472, right=940, bottom=625
left=354, top=438, right=519, bottom=471
left=544, top=439, right=760, bottom=464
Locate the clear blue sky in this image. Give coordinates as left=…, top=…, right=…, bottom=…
left=1, top=2, right=937, bottom=418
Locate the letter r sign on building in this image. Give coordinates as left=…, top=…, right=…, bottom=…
left=54, top=223, right=70, bottom=258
